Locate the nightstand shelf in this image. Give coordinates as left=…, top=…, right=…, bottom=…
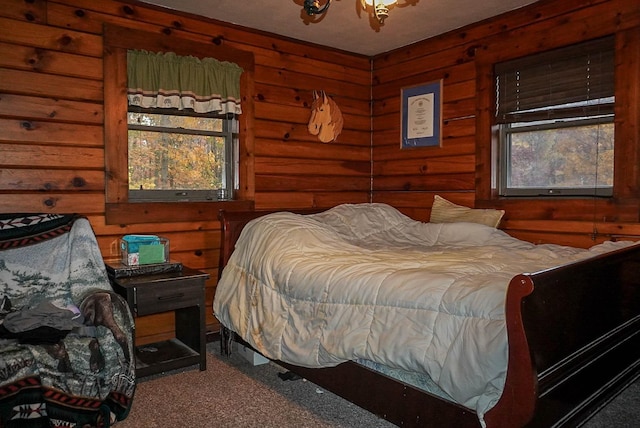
left=106, top=264, right=209, bottom=377
left=135, top=338, right=200, bottom=375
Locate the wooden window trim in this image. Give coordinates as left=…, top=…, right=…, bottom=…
left=103, top=24, right=255, bottom=224
left=475, top=28, right=640, bottom=222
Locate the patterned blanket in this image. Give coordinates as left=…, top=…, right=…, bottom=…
left=0, top=214, right=136, bottom=428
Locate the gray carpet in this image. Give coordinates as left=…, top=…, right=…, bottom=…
left=582, top=381, right=640, bottom=428
left=114, top=342, right=639, bottom=427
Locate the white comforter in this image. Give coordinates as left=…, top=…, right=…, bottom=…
left=214, top=203, right=633, bottom=423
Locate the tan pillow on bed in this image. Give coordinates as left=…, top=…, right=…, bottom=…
left=429, top=195, right=505, bottom=228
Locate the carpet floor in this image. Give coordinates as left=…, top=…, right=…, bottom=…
left=114, top=342, right=639, bottom=427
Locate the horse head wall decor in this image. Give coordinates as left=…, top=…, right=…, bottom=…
left=307, top=90, right=344, bottom=143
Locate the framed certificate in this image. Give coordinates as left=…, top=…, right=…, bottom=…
left=400, top=80, right=443, bottom=148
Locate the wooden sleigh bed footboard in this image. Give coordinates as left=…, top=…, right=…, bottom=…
left=493, top=245, right=640, bottom=427
left=217, top=209, right=640, bottom=428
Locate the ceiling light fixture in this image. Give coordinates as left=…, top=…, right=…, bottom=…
left=303, top=0, right=332, bottom=16
left=362, top=0, right=396, bottom=23
left=303, top=0, right=403, bottom=25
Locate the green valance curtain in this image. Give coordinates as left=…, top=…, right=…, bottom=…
left=127, top=49, right=243, bottom=114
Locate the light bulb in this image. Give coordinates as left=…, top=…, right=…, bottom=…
left=363, top=0, right=397, bottom=5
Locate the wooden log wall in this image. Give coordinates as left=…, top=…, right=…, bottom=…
left=2, top=0, right=639, bottom=344
left=371, top=0, right=640, bottom=248
left=0, top=0, right=371, bottom=343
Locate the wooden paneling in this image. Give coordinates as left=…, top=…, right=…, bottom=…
left=0, top=16, right=103, bottom=57
left=0, top=0, right=370, bottom=343
left=0, top=69, right=103, bottom=100
left=0, top=42, right=102, bottom=80
left=0, top=94, right=103, bottom=124
left=0, top=169, right=104, bottom=191
left=372, top=0, right=640, bottom=244
left=2, top=0, right=639, bottom=344
left=0, top=118, right=102, bottom=145
left=0, top=144, right=104, bottom=168
left=0, top=0, right=47, bottom=22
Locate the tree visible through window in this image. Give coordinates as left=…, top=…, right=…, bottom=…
left=502, top=119, right=614, bottom=195
left=127, top=108, right=237, bottom=202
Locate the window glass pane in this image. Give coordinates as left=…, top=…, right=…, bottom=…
left=505, top=120, right=614, bottom=194
left=128, top=112, right=223, bottom=132
left=128, top=130, right=225, bottom=191
left=127, top=111, right=233, bottom=201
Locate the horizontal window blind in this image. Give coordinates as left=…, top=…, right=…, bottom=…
left=495, top=36, right=614, bottom=124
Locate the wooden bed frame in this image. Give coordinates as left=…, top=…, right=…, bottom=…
left=217, top=209, right=640, bottom=428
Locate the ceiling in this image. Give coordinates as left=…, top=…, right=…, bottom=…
left=138, top=0, right=540, bottom=56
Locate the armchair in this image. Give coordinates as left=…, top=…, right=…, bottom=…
left=0, top=214, right=135, bottom=427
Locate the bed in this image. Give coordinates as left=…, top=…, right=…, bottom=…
left=214, top=203, right=640, bottom=427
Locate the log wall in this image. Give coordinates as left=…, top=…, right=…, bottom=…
left=2, top=0, right=640, bottom=344
left=0, top=0, right=371, bottom=343
left=371, top=0, right=640, bottom=248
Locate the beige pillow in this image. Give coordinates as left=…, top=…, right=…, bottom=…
left=429, top=195, right=505, bottom=228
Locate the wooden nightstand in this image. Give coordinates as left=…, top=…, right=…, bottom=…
left=106, top=265, right=209, bottom=377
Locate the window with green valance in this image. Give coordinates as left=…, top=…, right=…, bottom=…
left=127, top=50, right=244, bottom=114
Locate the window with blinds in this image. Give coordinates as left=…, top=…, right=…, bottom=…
left=494, top=36, right=615, bottom=197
